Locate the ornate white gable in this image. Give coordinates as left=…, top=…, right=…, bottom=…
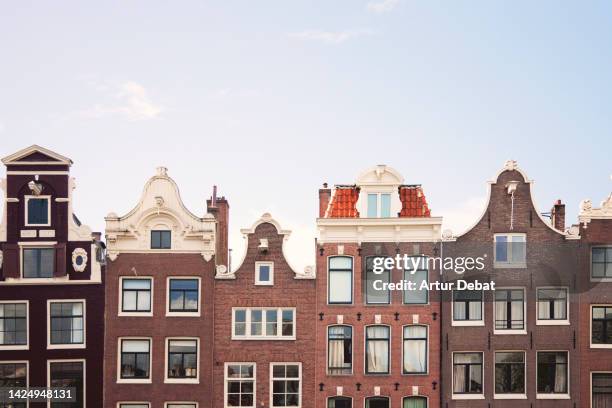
left=579, top=193, right=612, bottom=226
left=105, top=167, right=216, bottom=261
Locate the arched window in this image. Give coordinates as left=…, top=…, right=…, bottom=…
left=365, top=397, right=389, bottom=408
left=328, top=257, right=353, bottom=304
left=403, top=325, right=427, bottom=374
left=402, top=396, right=427, bottom=408
left=365, top=325, right=390, bottom=374
left=327, top=396, right=351, bottom=408
left=327, top=325, right=352, bottom=375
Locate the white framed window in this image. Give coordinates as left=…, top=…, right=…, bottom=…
left=591, top=305, right=612, bottom=348
left=402, top=397, right=427, bottom=408
left=365, top=256, right=390, bottom=305
left=402, top=325, right=427, bottom=374
left=47, top=300, right=85, bottom=349
left=119, top=277, right=153, bottom=316
left=367, top=193, right=391, bottom=218
left=494, top=351, right=526, bottom=398
left=270, top=363, right=301, bottom=408
left=536, top=351, right=569, bottom=399
left=592, top=373, right=612, bottom=406
left=0, top=301, right=29, bottom=350
left=118, top=404, right=150, bottom=408
left=47, top=359, right=85, bottom=408
left=24, top=195, right=51, bottom=226
left=365, top=396, right=390, bottom=408
left=166, top=277, right=200, bottom=317
left=404, top=257, right=428, bottom=305
left=151, top=230, right=171, bottom=249
left=452, top=352, right=484, bottom=399
left=592, top=246, right=612, bottom=280
left=328, top=256, right=353, bottom=305
left=165, top=338, right=199, bottom=384
left=327, top=325, right=352, bottom=375
left=452, top=290, right=484, bottom=326
left=536, top=287, right=569, bottom=325
left=232, top=308, right=295, bottom=340
left=224, top=363, right=255, bottom=408
left=327, top=396, right=352, bottom=408
left=0, top=360, right=28, bottom=408
left=165, top=404, right=197, bottom=408
left=255, top=262, right=274, bottom=286
left=365, top=325, right=390, bottom=374
left=117, top=338, right=152, bottom=383
left=22, top=246, right=55, bottom=278
left=494, top=288, right=526, bottom=334
left=494, top=233, right=526, bottom=267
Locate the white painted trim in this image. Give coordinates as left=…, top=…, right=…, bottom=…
left=47, top=359, right=85, bottom=408
left=535, top=350, right=570, bottom=399
left=269, top=362, right=302, bottom=408
left=231, top=307, right=296, bottom=340
left=46, top=299, right=86, bottom=349
left=118, top=276, right=153, bottom=317
left=255, top=261, right=274, bottom=286
left=1, top=144, right=72, bottom=166
left=0, top=300, right=29, bottom=350
left=0, top=360, right=29, bottom=408
left=401, top=324, right=429, bottom=375
left=451, top=351, right=484, bottom=399
left=164, top=337, right=200, bottom=384
left=117, top=402, right=151, bottom=408
left=6, top=171, right=70, bottom=175
left=492, top=287, right=527, bottom=335
left=165, top=276, right=201, bottom=317
left=492, top=350, right=526, bottom=399
left=363, top=324, right=391, bottom=375
left=535, top=287, right=570, bottom=326
left=24, top=195, right=51, bottom=227
left=116, top=337, right=152, bottom=384
left=326, top=324, right=354, bottom=376
left=590, top=305, right=612, bottom=348
left=223, top=362, right=256, bottom=408
left=451, top=289, right=484, bottom=326
left=327, top=255, right=354, bottom=306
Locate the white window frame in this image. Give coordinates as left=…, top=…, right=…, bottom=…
left=451, top=351, right=485, bottom=400
left=327, top=255, right=354, bottom=305
left=47, top=359, right=86, bottom=408
left=591, top=371, right=612, bottom=408
left=365, top=192, right=392, bottom=218
left=0, top=300, right=29, bottom=350
left=118, top=276, right=154, bottom=317
left=117, top=337, right=152, bottom=384
left=269, top=362, right=302, bottom=408
left=590, top=305, right=612, bottom=349
left=165, top=277, right=201, bottom=317
left=535, top=350, right=570, bottom=399
left=19, top=242, right=57, bottom=280
left=117, top=403, right=151, bottom=408
left=47, top=299, right=86, bottom=349
left=327, top=396, right=353, bottom=408
left=493, top=350, right=527, bottom=399
left=493, top=287, right=527, bottom=335
left=255, top=262, right=274, bottom=286
left=164, top=337, right=200, bottom=384
left=165, top=403, right=198, bottom=408
left=0, top=360, right=29, bottom=408
left=494, top=233, right=527, bottom=268
left=536, top=287, right=570, bottom=326
left=24, top=195, right=51, bottom=227
left=231, top=307, right=296, bottom=340
left=401, top=396, right=428, bottom=408
left=401, top=324, right=429, bottom=375
left=326, top=324, right=353, bottom=376
left=451, top=290, right=485, bottom=327
left=591, top=245, right=612, bottom=282
left=364, top=324, right=391, bottom=375
left=363, top=396, right=391, bottom=408
left=224, top=362, right=256, bottom=408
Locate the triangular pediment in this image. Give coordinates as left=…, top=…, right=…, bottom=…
left=1, top=145, right=72, bottom=166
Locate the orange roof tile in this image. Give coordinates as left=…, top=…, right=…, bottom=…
left=327, top=186, right=360, bottom=218
left=399, top=185, right=431, bottom=217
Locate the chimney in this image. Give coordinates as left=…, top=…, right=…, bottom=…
left=207, top=188, right=229, bottom=268
left=319, top=183, right=331, bottom=218
left=551, top=199, right=565, bottom=232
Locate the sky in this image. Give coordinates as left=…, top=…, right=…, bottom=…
left=0, top=1, right=611, bottom=270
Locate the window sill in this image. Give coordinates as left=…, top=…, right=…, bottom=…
left=494, top=394, right=527, bottom=399
left=254, top=283, right=274, bottom=286
left=494, top=329, right=527, bottom=335
left=232, top=336, right=296, bottom=341
left=536, top=394, right=570, bottom=400
left=117, top=378, right=152, bottom=384
left=166, top=312, right=201, bottom=317
left=164, top=378, right=199, bottom=384
left=536, top=320, right=570, bottom=326
left=452, top=320, right=485, bottom=327
left=591, top=278, right=612, bottom=283
left=118, top=312, right=153, bottom=317
left=590, top=344, right=612, bottom=349
left=494, top=262, right=526, bottom=269
left=452, top=394, right=484, bottom=400
left=48, top=343, right=86, bottom=350
left=0, top=345, right=29, bottom=350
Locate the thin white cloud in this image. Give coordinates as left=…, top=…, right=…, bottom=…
left=289, top=29, right=373, bottom=45
left=366, top=0, right=400, bottom=13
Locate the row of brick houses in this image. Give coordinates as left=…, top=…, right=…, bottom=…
left=0, top=145, right=610, bottom=408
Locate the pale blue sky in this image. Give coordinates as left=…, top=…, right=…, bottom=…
left=1, top=1, right=610, bottom=268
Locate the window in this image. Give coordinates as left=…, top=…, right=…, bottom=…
left=403, top=325, right=427, bottom=374
left=168, top=278, right=199, bottom=314
left=0, top=302, right=27, bottom=347
left=592, top=247, right=612, bottom=278
left=121, top=278, right=152, bottom=314
left=120, top=339, right=151, bottom=380
left=365, top=397, right=389, bottom=408
left=327, top=325, right=352, bottom=375
left=404, top=257, right=428, bottom=304
left=232, top=308, right=295, bottom=339
left=328, top=257, right=353, bottom=304
left=593, top=306, right=612, bottom=345
left=494, top=289, right=525, bottom=331
left=225, top=363, right=255, bottom=407
left=494, top=234, right=526, bottom=266
left=119, top=405, right=150, bottom=408
left=25, top=196, right=50, bottom=226
left=494, top=352, right=525, bottom=395
left=537, top=288, right=568, bottom=323
left=537, top=352, right=568, bottom=395
left=166, top=405, right=197, bottom=408
left=0, top=362, right=27, bottom=408
left=367, top=193, right=391, bottom=218
left=271, top=363, right=301, bottom=407
left=327, top=397, right=351, bottom=408
left=402, top=397, right=427, bottom=408
left=453, top=352, right=483, bottom=394
left=167, top=339, right=198, bottom=381
left=49, top=301, right=84, bottom=347
left=365, top=257, right=390, bottom=305
left=49, top=360, right=84, bottom=408
left=255, top=262, right=274, bottom=285
left=365, top=325, right=390, bottom=374
left=453, top=290, right=483, bottom=323
left=593, top=373, right=612, bottom=407
left=151, top=230, right=171, bottom=249
left=22, top=247, right=54, bottom=278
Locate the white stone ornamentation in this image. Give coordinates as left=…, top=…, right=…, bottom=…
left=503, top=159, right=518, bottom=171
left=215, top=264, right=235, bottom=279
left=71, top=247, right=88, bottom=272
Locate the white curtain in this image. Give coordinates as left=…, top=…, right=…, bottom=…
left=554, top=353, right=567, bottom=393
left=366, top=327, right=388, bottom=373
left=511, top=301, right=523, bottom=328
left=453, top=365, right=465, bottom=393
left=495, top=301, right=506, bottom=328
left=454, top=302, right=466, bottom=320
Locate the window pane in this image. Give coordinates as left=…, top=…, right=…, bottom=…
left=366, top=265, right=390, bottom=304
left=122, top=340, right=149, bottom=352
left=404, top=269, right=428, bottom=304
left=329, top=271, right=352, bottom=303
left=380, top=194, right=391, bottom=217
left=495, top=235, right=508, bottom=262
left=123, top=280, right=151, bottom=290
left=258, top=265, right=270, bottom=282
left=367, top=194, right=378, bottom=217
left=28, top=198, right=49, bottom=224
left=50, top=361, right=84, bottom=407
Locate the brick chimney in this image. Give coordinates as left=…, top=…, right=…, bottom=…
left=551, top=199, right=565, bottom=232
left=207, top=186, right=230, bottom=268
left=319, top=183, right=331, bottom=218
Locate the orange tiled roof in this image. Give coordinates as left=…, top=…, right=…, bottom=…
left=399, top=185, right=431, bottom=217
left=327, top=186, right=360, bottom=218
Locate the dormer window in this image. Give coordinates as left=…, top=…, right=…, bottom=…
left=255, top=262, right=274, bottom=285
left=25, top=196, right=50, bottom=226
left=367, top=193, right=391, bottom=218
left=151, top=230, right=171, bottom=249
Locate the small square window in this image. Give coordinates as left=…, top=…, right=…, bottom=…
left=255, top=262, right=274, bottom=285
left=25, top=196, right=50, bottom=226
left=49, top=301, right=85, bottom=347
left=22, top=247, right=55, bottom=278
left=537, top=288, right=568, bottom=324
left=494, top=234, right=526, bottom=267
left=168, top=279, right=199, bottom=313
left=151, top=230, right=171, bottom=249
left=121, top=278, right=152, bottom=314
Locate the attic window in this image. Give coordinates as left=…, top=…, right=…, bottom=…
left=151, top=230, right=171, bottom=249
left=25, top=196, right=50, bottom=226
left=367, top=193, right=391, bottom=218
left=255, top=262, right=274, bottom=285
